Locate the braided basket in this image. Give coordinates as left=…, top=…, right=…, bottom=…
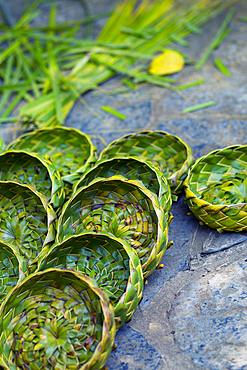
left=184, top=145, right=247, bottom=232
left=0, top=150, right=64, bottom=208
left=0, top=181, right=56, bottom=263
left=57, top=176, right=169, bottom=277
left=98, top=130, right=193, bottom=195
left=37, top=232, right=143, bottom=327
left=0, top=241, right=26, bottom=303
left=0, top=269, right=116, bottom=370
left=7, top=127, right=97, bottom=179
left=73, top=156, right=172, bottom=219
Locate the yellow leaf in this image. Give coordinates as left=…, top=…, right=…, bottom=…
left=149, top=49, right=184, bottom=75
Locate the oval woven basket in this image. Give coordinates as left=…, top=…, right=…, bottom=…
left=184, top=145, right=247, bottom=232
left=7, top=127, right=97, bottom=179
left=73, top=156, right=172, bottom=220
left=0, top=150, right=64, bottom=208
left=37, top=232, right=143, bottom=327
left=98, top=130, right=193, bottom=195
left=0, top=269, right=116, bottom=370
left=0, top=241, right=26, bottom=304
left=0, top=181, right=56, bottom=263
left=57, top=176, right=169, bottom=277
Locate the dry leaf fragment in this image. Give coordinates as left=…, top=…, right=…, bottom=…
left=149, top=49, right=184, bottom=75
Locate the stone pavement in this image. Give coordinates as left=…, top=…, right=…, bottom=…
left=1, top=1, right=247, bottom=369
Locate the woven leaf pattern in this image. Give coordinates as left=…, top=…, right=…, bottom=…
left=0, top=182, right=55, bottom=262
left=184, top=145, right=247, bottom=232
left=0, top=127, right=180, bottom=367
left=58, top=177, right=168, bottom=277
left=74, top=156, right=172, bottom=216
left=0, top=269, right=116, bottom=370
left=0, top=150, right=64, bottom=208
left=37, top=232, right=143, bottom=326
left=200, top=173, right=247, bottom=204
left=7, top=127, right=97, bottom=179
left=0, top=243, right=24, bottom=303
left=98, top=131, right=193, bottom=194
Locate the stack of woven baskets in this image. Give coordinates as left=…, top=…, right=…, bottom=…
left=0, top=127, right=194, bottom=369
left=0, top=127, right=245, bottom=368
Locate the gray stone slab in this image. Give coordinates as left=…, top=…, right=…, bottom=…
left=106, top=325, right=162, bottom=370
left=169, top=259, right=247, bottom=370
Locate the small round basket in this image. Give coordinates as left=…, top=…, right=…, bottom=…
left=0, top=269, right=116, bottom=370
left=57, top=176, right=169, bottom=277
left=98, top=130, right=193, bottom=195
left=0, top=150, right=64, bottom=208
left=184, top=145, right=247, bottom=232
left=73, top=156, right=172, bottom=220
left=0, top=181, right=56, bottom=263
left=7, top=127, right=97, bottom=179
left=37, top=232, right=144, bottom=327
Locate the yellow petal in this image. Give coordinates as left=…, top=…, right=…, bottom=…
left=149, top=49, right=184, bottom=75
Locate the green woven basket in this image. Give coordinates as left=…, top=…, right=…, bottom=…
left=0, top=241, right=26, bottom=304
left=184, top=145, right=247, bottom=232
left=0, top=269, right=116, bottom=370
left=0, top=181, right=56, bottom=263
left=73, top=156, right=172, bottom=220
left=57, top=176, right=169, bottom=277
left=0, top=150, right=64, bottom=208
left=37, top=232, right=143, bottom=327
left=7, top=127, right=97, bottom=179
left=98, top=130, right=193, bottom=195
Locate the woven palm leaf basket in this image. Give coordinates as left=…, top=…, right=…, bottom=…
left=36, top=232, right=143, bottom=327
left=0, top=269, right=116, bottom=370
left=7, top=127, right=97, bottom=180
left=73, top=156, right=172, bottom=221
left=184, top=145, right=247, bottom=232
left=57, top=176, right=169, bottom=277
left=0, top=181, right=56, bottom=263
left=98, top=130, right=193, bottom=195
left=0, top=241, right=26, bottom=304
left=0, top=150, right=64, bottom=208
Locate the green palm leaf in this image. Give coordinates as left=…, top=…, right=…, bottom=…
left=184, top=145, right=247, bottom=232
left=98, top=130, right=193, bottom=195
left=0, top=269, right=116, bottom=370
left=36, top=232, right=143, bottom=327
left=57, top=176, right=169, bottom=277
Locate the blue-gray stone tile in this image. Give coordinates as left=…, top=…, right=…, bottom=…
left=169, top=260, right=247, bottom=370
left=106, top=325, right=162, bottom=370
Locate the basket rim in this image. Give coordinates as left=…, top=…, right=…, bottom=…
left=0, top=180, right=57, bottom=250
left=7, top=126, right=96, bottom=152
left=185, top=144, right=247, bottom=208
left=0, top=149, right=64, bottom=207
left=35, top=231, right=144, bottom=325
left=0, top=268, right=116, bottom=370
left=57, top=175, right=168, bottom=276
left=187, top=144, right=247, bottom=173
left=97, top=130, right=193, bottom=183
left=98, top=130, right=192, bottom=156
left=0, top=240, right=26, bottom=300
left=72, top=155, right=172, bottom=209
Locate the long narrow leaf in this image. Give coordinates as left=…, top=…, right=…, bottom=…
left=182, top=101, right=216, bottom=113
left=195, top=8, right=235, bottom=70
left=101, top=106, right=126, bottom=120
left=47, top=5, right=63, bottom=124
